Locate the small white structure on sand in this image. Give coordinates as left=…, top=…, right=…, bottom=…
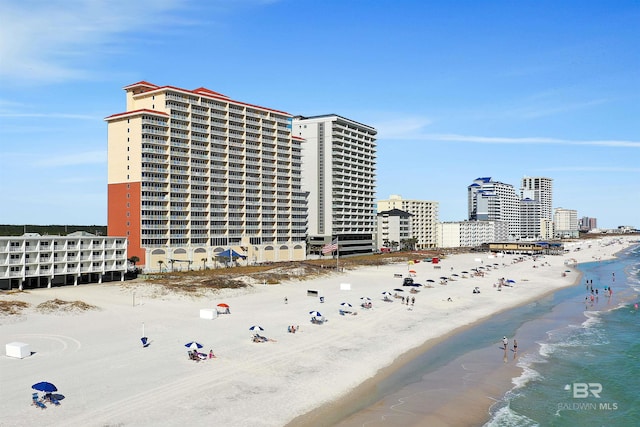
left=6, top=342, right=30, bottom=359
left=199, top=309, right=217, bottom=320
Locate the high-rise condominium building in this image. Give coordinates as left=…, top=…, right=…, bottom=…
left=106, top=81, right=308, bottom=270
left=520, top=176, right=553, bottom=220
left=377, top=195, right=439, bottom=249
left=468, top=177, right=520, bottom=240
left=579, top=216, right=597, bottom=231
left=519, top=176, right=553, bottom=240
left=553, top=208, right=579, bottom=238
left=293, top=115, right=377, bottom=256
left=520, top=197, right=543, bottom=240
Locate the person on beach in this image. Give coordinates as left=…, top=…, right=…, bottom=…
left=284, top=297, right=288, bottom=304
left=502, top=336, right=508, bottom=349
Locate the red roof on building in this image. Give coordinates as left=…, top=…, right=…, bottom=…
left=104, top=108, right=169, bottom=121
left=123, top=81, right=159, bottom=90
left=192, top=87, right=229, bottom=98
left=124, top=81, right=291, bottom=116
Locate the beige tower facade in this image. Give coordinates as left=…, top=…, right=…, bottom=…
left=377, top=195, right=439, bottom=249
left=106, top=81, right=307, bottom=271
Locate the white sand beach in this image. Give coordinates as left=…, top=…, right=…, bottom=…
left=0, top=237, right=634, bottom=427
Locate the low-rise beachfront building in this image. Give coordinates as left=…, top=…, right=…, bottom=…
left=376, top=209, right=413, bottom=251
left=437, top=220, right=508, bottom=248
left=0, top=232, right=128, bottom=290
left=487, top=241, right=563, bottom=255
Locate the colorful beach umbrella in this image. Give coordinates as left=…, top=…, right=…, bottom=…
left=185, top=341, right=203, bottom=350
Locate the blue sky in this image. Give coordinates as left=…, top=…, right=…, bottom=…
left=1, top=0, right=638, bottom=229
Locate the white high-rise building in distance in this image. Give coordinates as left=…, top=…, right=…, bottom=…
left=554, top=208, right=579, bottom=238
left=293, top=115, right=377, bottom=256
left=377, top=195, right=439, bottom=249
left=468, top=177, right=520, bottom=240
left=521, top=176, right=553, bottom=219
left=520, top=176, right=553, bottom=240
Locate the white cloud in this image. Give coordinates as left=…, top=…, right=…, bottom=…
left=515, top=99, right=609, bottom=119
left=382, top=130, right=640, bottom=148
left=375, top=116, right=434, bottom=139
left=537, top=166, right=640, bottom=173
left=0, top=0, right=189, bottom=84
left=0, top=112, right=97, bottom=119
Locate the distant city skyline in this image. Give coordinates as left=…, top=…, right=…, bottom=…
left=1, top=1, right=638, bottom=229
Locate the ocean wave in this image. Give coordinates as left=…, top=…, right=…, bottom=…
left=511, top=364, right=542, bottom=389
left=582, top=310, right=602, bottom=328
left=538, top=341, right=555, bottom=358
left=538, top=319, right=609, bottom=358
left=483, top=404, right=540, bottom=427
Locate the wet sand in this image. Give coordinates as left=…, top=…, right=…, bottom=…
left=288, top=272, right=587, bottom=427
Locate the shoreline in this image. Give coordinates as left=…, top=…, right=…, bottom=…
left=286, top=272, right=586, bottom=427
left=1, top=237, right=635, bottom=426
left=287, top=240, right=633, bottom=427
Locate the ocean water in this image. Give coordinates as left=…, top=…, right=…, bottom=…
left=330, top=243, right=640, bottom=427
left=485, top=243, right=640, bottom=427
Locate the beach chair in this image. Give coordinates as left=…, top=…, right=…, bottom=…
left=45, top=393, right=61, bottom=406
left=32, top=393, right=46, bottom=410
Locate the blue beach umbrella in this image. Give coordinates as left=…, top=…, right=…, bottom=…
left=32, top=382, right=57, bottom=393
left=249, top=325, right=264, bottom=332
left=340, top=302, right=352, bottom=308
left=309, top=311, right=322, bottom=317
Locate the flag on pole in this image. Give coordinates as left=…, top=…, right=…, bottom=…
left=322, top=239, right=339, bottom=255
